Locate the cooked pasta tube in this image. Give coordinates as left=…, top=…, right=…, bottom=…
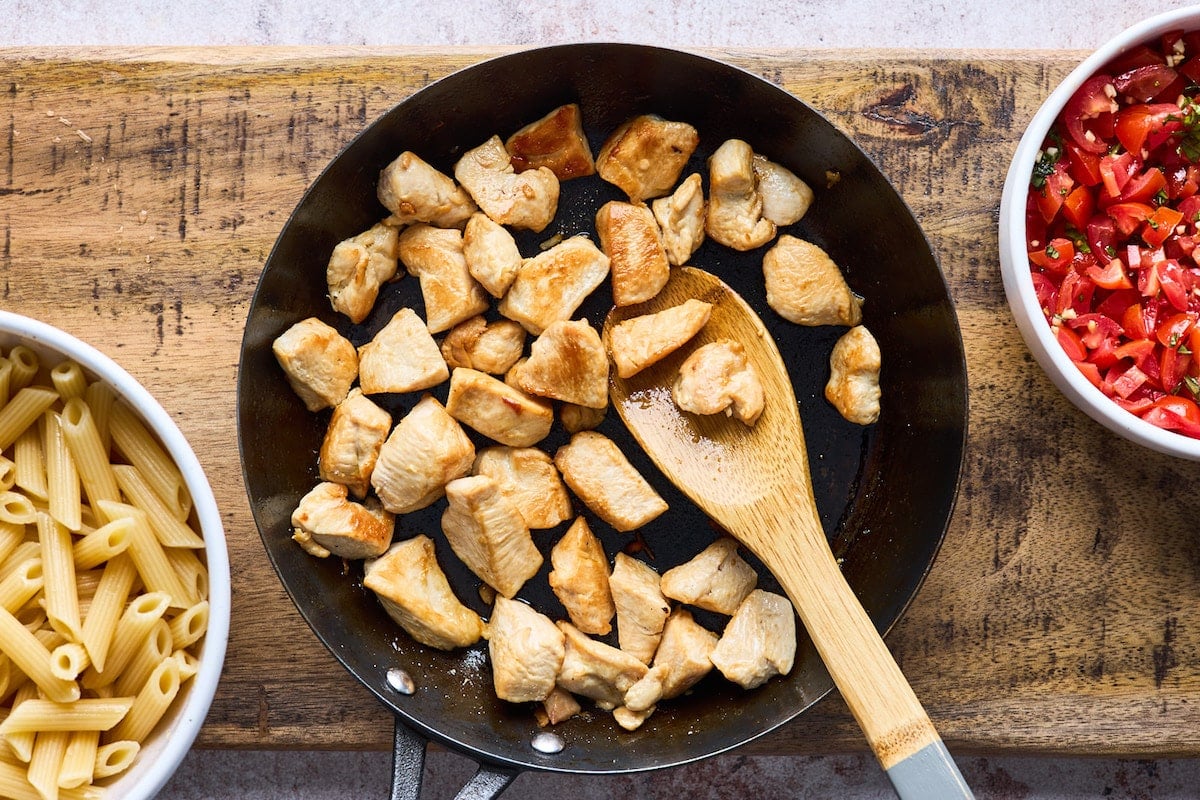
left=108, top=402, right=189, bottom=520
left=12, top=426, right=46, bottom=503
left=50, top=642, right=90, bottom=682
left=0, top=759, right=107, bottom=800
left=60, top=399, right=121, bottom=519
left=43, top=412, right=83, bottom=532
left=111, top=466, right=204, bottom=549
left=6, top=347, right=38, bottom=394
left=107, top=656, right=179, bottom=743
left=0, top=388, right=58, bottom=452
left=0, top=698, right=134, bottom=735
left=0, top=492, right=36, bottom=526
left=58, top=730, right=99, bottom=790
left=79, top=554, right=136, bottom=674
left=0, top=605, right=79, bottom=703
left=4, top=683, right=39, bottom=763
left=166, top=547, right=207, bottom=605
left=172, top=648, right=199, bottom=682
left=167, top=601, right=208, bottom=650
left=0, top=558, right=43, bottom=615
left=82, top=382, right=114, bottom=455
left=35, top=511, right=82, bottom=643
left=0, top=357, right=11, bottom=409
left=112, top=620, right=170, bottom=698
left=92, top=739, right=138, bottom=780
left=49, top=362, right=87, bottom=401
left=0, top=522, right=25, bottom=571
left=0, top=457, right=14, bottom=492
left=96, top=501, right=193, bottom=608
left=81, top=591, right=169, bottom=689
left=71, top=519, right=133, bottom=571
left=27, top=730, right=69, bottom=800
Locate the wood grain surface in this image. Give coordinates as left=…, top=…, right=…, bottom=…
left=4, top=46, right=1200, bottom=758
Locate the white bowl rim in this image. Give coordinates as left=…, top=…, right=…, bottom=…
left=0, top=309, right=230, bottom=799
left=999, top=5, right=1200, bottom=461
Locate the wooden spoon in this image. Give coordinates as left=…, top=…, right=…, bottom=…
left=603, top=267, right=972, bottom=800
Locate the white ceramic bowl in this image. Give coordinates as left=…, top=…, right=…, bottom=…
left=999, top=6, right=1200, bottom=461
left=0, top=310, right=230, bottom=800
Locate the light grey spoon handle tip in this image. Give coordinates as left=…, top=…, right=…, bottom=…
left=885, top=740, right=974, bottom=800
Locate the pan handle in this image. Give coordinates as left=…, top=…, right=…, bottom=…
left=390, top=717, right=518, bottom=800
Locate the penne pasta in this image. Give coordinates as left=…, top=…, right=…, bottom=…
left=0, top=492, right=36, bottom=526
left=165, top=547, right=207, bottom=605
left=12, top=425, right=47, bottom=503
left=35, top=511, right=82, bottom=643
left=6, top=347, right=38, bottom=394
left=172, top=648, right=199, bottom=683
left=78, top=554, right=136, bottom=674
left=58, top=730, right=99, bottom=790
left=111, top=465, right=204, bottom=549
left=50, top=642, right=90, bottom=682
left=106, top=656, right=179, bottom=743
left=112, top=620, right=170, bottom=698
left=0, top=456, right=15, bottom=492
left=0, top=543, right=41, bottom=584
left=0, top=558, right=44, bottom=615
left=0, top=388, right=58, bottom=452
left=0, top=522, right=26, bottom=571
left=0, top=759, right=108, bottom=800
left=167, top=600, right=209, bottom=650
left=81, top=591, right=169, bottom=689
left=60, top=399, right=121, bottom=520
left=0, top=698, right=134, bottom=735
left=43, top=412, right=82, bottom=533
left=4, top=683, right=40, bottom=763
left=0, top=605, right=80, bottom=703
left=49, top=362, right=87, bottom=401
left=26, top=730, right=69, bottom=800
left=71, top=519, right=133, bottom=572
left=92, top=740, right=138, bottom=780
left=82, top=383, right=115, bottom=456
left=96, top=501, right=193, bottom=609
left=0, top=357, right=12, bottom=409
left=108, top=403, right=190, bottom=520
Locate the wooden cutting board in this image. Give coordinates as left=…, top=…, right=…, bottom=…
left=4, top=46, right=1200, bottom=758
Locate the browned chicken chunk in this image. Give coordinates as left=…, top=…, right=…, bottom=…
left=506, top=103, right=596, bottom=181
left=548, top=517, right=615, bottom=635
left=272, top=317, right=358, bottom=412
left=454, top=135, right=560, bottom=232
left=596, top=114, right=699, bottom=202
left=371, top=395, right=474, bottom=514
left=762, top=235, right=862, bottom=326
left=327, top=221, right=400, bottom=324
left=377, top=150, right=477, bottom=229
left=498, top=236, right=610, bottom=335
left=318, top=388, right=392, bottom=498
left=357, top=307, right=449, bottom=394
left=462, top=212, right=523, bottom=298
left=473, top=446, right=572, bottom=530
left=560, top=403, right=606, bottom=434
left=752, top=154, right=813, bottom=226
left=595, top=200, right=670, bottom=307
left=291, top=481, right=394, bottom=560
left=659, top=537, right=757, bottom=615
left=825, top=325, right=881, bottom=425
left=608, top=298, right=712, bottom=379
left=623, top=607, right=718, bottom=711
left=556, top=620, right=649, bottom=709
left=440, top=316, right=526, bottom=376
left=487, top=595, right=566, bottom=703
left=363, top=535, right=484, bottom=650
left=509, top=319, right=609, bottom=409
left=554, top=432, right=668, bottom=532
left=651, top=173, right=706, bottom=266
left=445, top=367, right=554, bottom=448
left=397, top=224, right=490, bottom=334
left=539, top=687, right=582, bottom=726
left=441, top=475, right=543, bottom=598
left=705, top=138, right=776, bottom=251
left=609, top=553, right=670, bottom=664
left=709, top=590, right=797, bottom=690
left=672, top=339, right=765, bottom=426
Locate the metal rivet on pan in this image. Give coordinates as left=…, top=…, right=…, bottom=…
left=386, top=668, right=416, bottom=695
left=530, top=732, right=564, bottom=754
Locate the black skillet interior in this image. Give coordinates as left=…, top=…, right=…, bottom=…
left=237, top=44, right=968, bottom=774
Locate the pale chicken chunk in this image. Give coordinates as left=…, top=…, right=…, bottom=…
left=560, top=403, right=606, bottom=434
left=596, top=115, right=699, bottom=202
left=486, top=596, right=565, bottom=703
left=441, top=475, right=543, bottom=598
left=554, top=432, right=668, bottom=532
left=762, top=235, right=863, bottom=326
left=397, top=224, right=490, bottom=334
left=454, top=135, right=560, bottom=232
left=672, top=339, right=765, bottom=426
left=445, top=368, right=553, bottom=448
left=609, top=553, right=670, bottom=665
left=440, top=316, right=526, bottom=375
left=377, top=150, right=477, bottom=229
left=705, top=139, right=776, bottom=251
left=318, top=388, right=392, bottom=498
left=363, top=535, right=484, bottom=650
left=272, top=317, right=358, bottom=412
left=291, top=481, right=394, bottom=560
left=473, top=447, right=572, bottom=530
left=556, top=621, right=649, bottom=709
left=651, top=173, right=706, bottom=266
left=752, top=154, right=814, bottom=226
left=509, top=319, right=609, bottom=409
left=660, top=537, right=758, bottom=615
left=462, top=212, right=522, bottom=298
left=595, top=200, right=670, bottom=307
left=357, top=307, right=449, bottom=394
left=548, top=517, right=615, bottom=635
left=326, top=221, right=400, bottom=324
left=608, top=298, right=712, bottom=379
left=539, top=687, right=582, bottom=726
left=826, top=325, right=882, bottom=425
left=506, top=103, right=596, bottom=181
left=709, top=590, right=797, bottom=690
left=623, top=607, right=718, bottom=711
left=498, top=236, right=610, bottom=335
left=371, top=396, right=474, bottom=514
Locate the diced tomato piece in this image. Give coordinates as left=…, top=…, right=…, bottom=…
left=1086, top=257, right=1133, bottom=289
left=1063, top=139, right=1104, bottom=186
left=1028, top=237, right=1075, bottom=273
left=1056, top=324, right=1088, bottom=361
left=1099, top=152, right=1139, bottom=199
left=1056, top=270, right=1095, bottom=316
left=1121, top=301, right=1154, bottom=340
left=1107, top=201, right=1156, bottom=237
left=1117, top=168, right=1168, bottom=205
left=1114, top=103, right=1182, bottom=154
left=1113, top=64, right=1180, bottom=103
left=1033, top=160, right=1075, bottom=224
left=1075, top=359, right=1104, bottom=388
left=1096, top=288, right=1139, bottom=320
left=1106, top=44, right=1166, bottom=74
left=1143, top=205, right=1185, bottom=248
left=1087, top=335, right=1122, bottom=369
left=1061, top=185, right=1095, bottom=230
left=1111, top=362, right=1150, bottom=397
left=1062, top=75, right=1118, bottom=153
left=1160, top=345, right=1193, bottom=391
left=1159, top=260, right=1192, bottom=310
left=1087, top=215, right=1118, bottom=262
left=1179, top=55, right=1200, bottom=85
left=1114, top=338, right=1157, bottom=368
left=1179, top=195, right=1200, bottom=228
left=1155, top=311, right=1197, bottom=348
left=1068, top=312, right=1123, bottom=348
left=1141, top=396, right=1200, bottom=438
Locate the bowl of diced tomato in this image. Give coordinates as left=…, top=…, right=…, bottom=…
left=1000, top=6, right=1200, bottom=460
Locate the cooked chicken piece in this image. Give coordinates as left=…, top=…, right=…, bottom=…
left=560, top=403, right=606, bottom=433
left=672, top=339, right=765, bottom=426
left=357, top=307, right=449, bottom=394
left=596, top=114, right=700, bottom=202
left=609, top=553, right=670, bottom=664
left=272, top=317, right=358, bottom=412
left=318, top=388, right=392, bottom=498
left=825, top=325, right=882, bottom=425
left=709, top=589, right=797, bottom=690
left=556, top=620, right=649, bottom=709
left=441, top=475, right=543, bottom=598
left=290, top=481, right=394, bottom=560
left=445, top=368, right=553, bottom=448
left=539, top=686, right=582, bottom=726
left=462, top=212, right=522, bottom=298
left=705, top=139, right=776, bottom=251
left=486, top=595, right=565, bottom=703
left=660, top=537, right=757, bottom=615
left=595, top=200, right=670, bottom=307
left=548, top=517, right=615, bottom=635
left=554, top=432, right=668, bottom=532
left=502, top=357, right=527, bottom=389
left=623, top=606, right=718, bottom=712
left=612, top=704, right=655, bottom=731
left=291, top=528, right=330, bottom=558
left=498, top=236, right=610, bottom=335
left=752, top=154, right=813, bottom=226
left=506, top=103, right=596, bottom=181
left=651, top=173, right=706, bottom=266
left=371, top=395, right=474, bottom=514
left=509, top=319, right=609, bottom=409
left=473, top=447, right=572, bottom=530
left=377, top=150, right=477, bottom=229
left=363, top=535, right=484, bottom=650
left=454, top=135, right=560, bottom=232
left=440, top=316, right=526, bottom=376
left=608, top=298, right=712, bottom=379
left=397, top=224, right=490, bottom=334
left=762, top=235, right=863, bottom=326
left=327, top=221, right=400, bottom=324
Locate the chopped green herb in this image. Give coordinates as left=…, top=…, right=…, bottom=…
left=1185, top=375, right=1200, bottom=400
left=1045, top=244, right=1060, bottom=259
left=1066, top=228, right=1092, bottom=253
left=1031, top=147, right=1061, bottom=189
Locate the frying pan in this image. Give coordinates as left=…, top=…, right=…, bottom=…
left=236, top=44, right=968, bottom=798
